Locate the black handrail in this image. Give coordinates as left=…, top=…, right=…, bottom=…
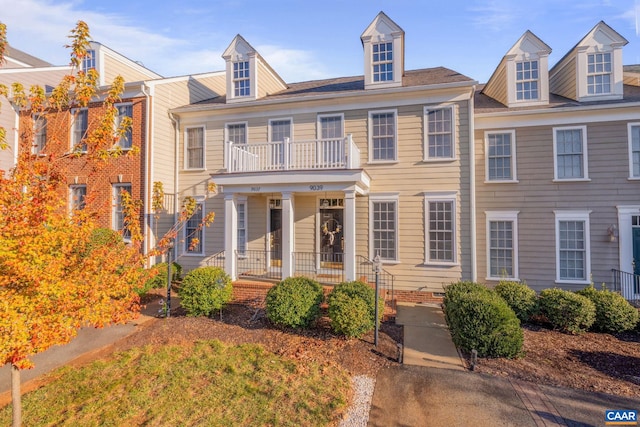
left=610, top=268, right=640, bottom=302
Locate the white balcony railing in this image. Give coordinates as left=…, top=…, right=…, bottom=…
left=226, top=134, right=360, bottom=173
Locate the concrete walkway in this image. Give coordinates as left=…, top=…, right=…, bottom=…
left=369, top=302, right=640, bottom=427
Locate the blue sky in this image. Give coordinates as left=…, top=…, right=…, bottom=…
left=1, top=0, right=639, bottom=83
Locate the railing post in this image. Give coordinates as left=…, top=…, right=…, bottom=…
left=283, top=137, right=290, bottom=170
left=346, top=134, right=353, bottom=169
left=225, top=140, right=233, bottom=171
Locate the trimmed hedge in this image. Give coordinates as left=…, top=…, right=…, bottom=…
left=177, top=267, right=233, bottom=317
left=576, top=285, right=639, bottom=333
left=328, top=292, right=372, bottom=338
left=444, top=282, right=523, bottom=358
left=495, top=280, right=538, bottom=322
left=538, top=288, right=595, bottom=334
left=329, top=281, right=383, bottom=325
left=265, top=277, right=324, bottom=328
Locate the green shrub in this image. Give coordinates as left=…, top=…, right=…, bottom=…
left=177, top=267, right=233, bottom=317
left=445, top=289, right=523, bottom=358
left=135, top=262, right=183, bottom=296
left=265, top=277, right=324, bottom=328
left=495, top=280, right=538, bottom=322
left=443, top=281, right=492, bottom=326
left=576, top=285, right=639, bottom=333
left=328, top=292, right=373, bottom=338
left=538, top=288, right=595, bottom=334
left=329, top=281, right=383, bottom=326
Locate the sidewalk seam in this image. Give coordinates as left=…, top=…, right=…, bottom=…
left=510, top=379, right=567, bottom=427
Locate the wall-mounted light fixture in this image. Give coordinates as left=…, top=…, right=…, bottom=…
left=607, top=224, right=618, bottom=242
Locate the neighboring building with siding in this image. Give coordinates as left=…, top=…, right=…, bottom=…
left=475, top=21, right=640, bottom=301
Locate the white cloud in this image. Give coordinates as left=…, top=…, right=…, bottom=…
left=256, top=45, right=333, bottom=83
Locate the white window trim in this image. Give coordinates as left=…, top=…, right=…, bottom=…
left=224, top=121, right=248, bottom=170
left=114, top=102, right=133, bottom=150
left=184, top=125, right=206, bottom=171
left=268, top=117, right=294, bottom=142
left=316, top=113, right=345, bottom=139
left=368, top=109, right=398, bottom=164
left=627, top=122, right=640, bottom=180
left=232, top=60, right=251, bottom=98
left=369, top=193, right=400, bottom=263
left=70, top=107, right=88, bottom=153
left=183, top=197, right=206, bottom=256
left=423, top=105, right=457, bottom=162
left=514, top=60, right=540, bottom=102
left=112, top=183, right=132, bottom=242
left=424, top=191, right=458, bottom=266
left=484, top=130, right=518, bottom=183
left=552, top=125, right=589, bottom=182
left=237, top=196, right=248, bottom=258
left=554, top=210, right=591, bottom=285
left=485, top=211, right=520, bottom=281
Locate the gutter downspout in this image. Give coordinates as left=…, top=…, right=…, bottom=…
left=141, top=83, right=152, bottom=259
left=469, top=85, right=477, bottom=282
left=168, top=111, right=180, bottom=262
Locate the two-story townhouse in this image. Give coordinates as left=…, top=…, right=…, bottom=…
left=475, top=21, right=640, bottom=301
left=167, top=12, right=478, bottom=303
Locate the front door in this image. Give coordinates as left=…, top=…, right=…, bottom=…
left=270, top=208, right=282, bottom=267
left=320, top=207, right=343, bottom=268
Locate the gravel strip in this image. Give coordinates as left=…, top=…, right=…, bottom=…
left=339, top=375, right=376, bottom=427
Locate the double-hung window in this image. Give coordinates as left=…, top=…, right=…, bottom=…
left=82, top=50, right=96, bottom=72
left=425, top=192, right=457, bottom=265
left=553, top=126, right=588, bottom=180
left=115, top=104, right=133, bottom=149
left=233, top=61, right=250, bottom=97
left=369, top=110, right=396, bottom=162
left=515, top=60, right=539, bottom=100
left=237, top=198, right=247, bottom=256
left=185, top=200, right=204, bottom=254
left=69, top=184, right=87, bottom=211
left=370, top=194, right=398, bottom=261
left=71, top=108, right=88, bottom=152
left=113, top=184, right=132, bottom=240
left=372, top=42, right=393, bottom=82
left=485, top=211, right=519, bottom=280
left=33, top=114, right=47, bottom=154
left=486, top=131, right=516, bottom=181
left=226, top=123, right=247, bottom=145
left=185, top=126, right=205, bottom=169
left=587, top=53, right=611, bottom=95
left=628, top=123, right=640, bottom=179
left=424, top=106, right=455, bottom=160
left=269, top=119, right=291, bottom=167
left=555, top=211, right=591, bottom=283
left=318, top=114, right=344, bottom=166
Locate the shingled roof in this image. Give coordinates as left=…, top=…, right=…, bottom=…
left=3, top=45, right=52, bottom=68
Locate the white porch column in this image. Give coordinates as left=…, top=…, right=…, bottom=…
left=281, top=191, right=294, bottom=278
left=344, top=190, right=356, bottom=281
left=224, top=193, right=238, bottom=280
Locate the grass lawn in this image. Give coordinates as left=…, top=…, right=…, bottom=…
left=0, top=339, right=351, bottom=426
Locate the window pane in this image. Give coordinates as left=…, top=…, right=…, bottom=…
left=185, top=204, right=203, bottom=253
left=427, top=108, right=453, bottom=158
left=429, top=201, right=454, bottom=262
left=372, top=201, right=396, bottom=260
left=187, top=128, right=204, bottom=169
left=73, top=109, right=88, bottom=151
left=237, top=203, right=246, bottom=255
left=227, top=124, right=246, bottom=144
left=116, top=104, right=133, bottom=149
left=489, top=221, right=513, bottom=277
left=372, top=42, right=393, bottom=82
left=488, top=133, right=512, bottom=180
left=33, top=115, right=47, bottom=154
left=556, top=129, right=584, bottom=179
left=114, top=184, right=132, bottom=240
left=632, top=126, right=640, bottom=177
left=371, top=112, right=395, bottom=161
left=559, top=220, right=586, bottom=280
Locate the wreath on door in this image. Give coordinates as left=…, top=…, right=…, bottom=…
left=321, top=219, right=342, bottom=246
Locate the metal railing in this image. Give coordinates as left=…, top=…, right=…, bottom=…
left=226, top=135, right=360, bottom=173
left=236, top=250, right=282, bottom=281
left=611, top=269, right=640, bottom=304
left=292, top=251, right=345, bottom=284
left=204, top=250, right=225, bottom=269
left=356, top=255, right=395, bottom=304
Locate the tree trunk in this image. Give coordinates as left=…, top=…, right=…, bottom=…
left=11, top=364, right=21, bottom=427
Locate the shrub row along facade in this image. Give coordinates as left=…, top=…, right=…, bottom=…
left=1, top=12, right=639, bottom=302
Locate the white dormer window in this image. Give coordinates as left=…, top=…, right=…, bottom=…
left=233, top=61, right=251, bottom=97
left=516, top=60, right=539, bottom=100
left=82, top=50, right=96, bottom=72
left=373, top=42, right=393, bottom=82
left=587, top=53, right=611, bottom=94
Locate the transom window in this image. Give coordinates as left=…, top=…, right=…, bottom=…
left=371, top=197, right=397, bottom=261
left=372, top=42, right=393, bottom=82
left=486, top=131, right=515, bottom=181
left=587, top=53, right=611, bottom=95
left=629, top=124, right=640, bottom=178
left=554, top=127, right=587, bottom=180
left=233, top=61, right=250, bottom=97
left=71, top=108, right=88, bottom=152
left=369, top=111, right=396, bottom=162
left=516, top=60, right=539, bottom=100
left=115, top=104, right=133, bottom=149
left=425, top=107, right=454, bottom=159
left=185, top=201, right=204, bottom=254
left=113, top=184, right=132, bottom=240
left=555, top=211, right=591, bottom=283
left=186, top=127, right=205, bottom=169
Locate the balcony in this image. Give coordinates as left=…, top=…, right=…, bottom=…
left=226, top=135, right=360, bottom=173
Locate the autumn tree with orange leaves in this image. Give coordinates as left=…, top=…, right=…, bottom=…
left=0, top=21, right=154, bottom=427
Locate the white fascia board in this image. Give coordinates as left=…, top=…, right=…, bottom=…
left=144, top=71, right=226, bottom=87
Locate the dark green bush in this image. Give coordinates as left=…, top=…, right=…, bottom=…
left=265, top=277, right=324, bottom=328
left=329, top=281, right=383, bottom=326
left=177, top=267, right=233, bottom=317
left=135, top=262, right=183, bottom=296
left=444, top=288, right=523, bottom=358
left=443, top=281, right=492, bottom=326
left=495, top=280, right=538, bottom=322
left=328, top=292, right=372, bottom=338
left=576, top=285, right=639, bottom=333
left=538, top=288, right=595, bottom=334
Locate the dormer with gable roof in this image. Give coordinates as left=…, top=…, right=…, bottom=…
left=482, top=31, right=551, bottom=108
left=83, top=41, right=162, bottom=86
left=360, top=12, right=404, bottom=90
left=550, top=21, right=628, bottom=102
left=222, top=35, right=287, bottom=103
